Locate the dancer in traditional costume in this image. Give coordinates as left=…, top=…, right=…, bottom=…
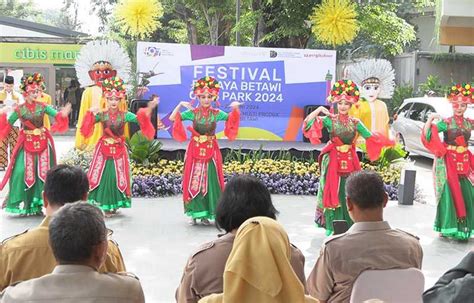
left=80, top=76, right=157, bottom=215
left=75, top=40, right=131, bottom=150
left=170, top=76, right=240, bottom=225
left=422, top=83, right=474, bottom=240
left=303, top=79, right=394, bottom=235
left=0, top=73, right=70, bottom=215
left=347, top=59, right=395, bottom=138
left=0, top=76, right=23, bottom=170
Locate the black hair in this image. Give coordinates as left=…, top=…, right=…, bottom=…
left=43, top=165, right=89, bottom=206
left=345, top=170, right=386, bottom=209
left=49, top=202, right=106, bottom=263
left=215, top=175, right=279, bottom=233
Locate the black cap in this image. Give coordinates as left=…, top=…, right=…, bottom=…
left=5, top=76, right=14, bottom=85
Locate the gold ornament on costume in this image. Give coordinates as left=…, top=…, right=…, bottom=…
left=114, top=0, right=164, bottom=39
left=310, top=0, right=359, bottom=47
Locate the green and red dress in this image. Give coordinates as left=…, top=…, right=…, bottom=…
left=422, top=116, right=474, bottom=240
left=172, top=107, right=239, bottom=220
left=81, top=108, right=155, bottom=212
left=303, top=114, right=393, bottom=235
left=0, top=101, right=69, bottom=215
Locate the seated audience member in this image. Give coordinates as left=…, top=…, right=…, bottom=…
left=176, top=175, right=306, bottom=303
left=0, top=165, right=125, bottom=291
left=199, top=216, right=317, bottom=303
left=307, top=170, right=423, bottom=303
left=0, top=202, right=144, bottom=303
left=423, top=250, right=474, bottom=303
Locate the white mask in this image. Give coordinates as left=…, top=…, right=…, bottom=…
left=362, top=83, right=380, bottom=103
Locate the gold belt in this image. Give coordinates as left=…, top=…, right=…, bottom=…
left=193, top=135, right=215, bottom=144
left=447, top=145, right=468, bottom=153
left=24, top=128, right=45, bottom=136
left=336, top=144, right=351, bottom=153
left=104, top=137, right=120, bottom=145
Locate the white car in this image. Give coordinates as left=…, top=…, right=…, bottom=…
left=391, top=97, right=474, bottom=158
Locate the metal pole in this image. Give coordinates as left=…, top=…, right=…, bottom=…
left=236, top=0, right=241, bottom=46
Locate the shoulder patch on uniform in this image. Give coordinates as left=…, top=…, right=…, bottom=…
left=115, top=272, right=140, bottom=280
left=396, top=229, right=419, bottom=240
left=1, top=230, right=29, bottom=245
left=191, top=241, right=215, bottom=258
left=323, top=233, right=347, bottom=245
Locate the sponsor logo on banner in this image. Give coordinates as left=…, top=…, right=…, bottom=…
left=269, top=50, right=303, bottom=59
left=144, top=46, right=174, bottom=57
left=304, top=53, right=334, bottom=59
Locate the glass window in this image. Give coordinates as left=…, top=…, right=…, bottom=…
left=408, top=103, right=427, bottom=122
left=421, top=105, right=436, bottom=123
left=397, top=103, right=413, bottom=118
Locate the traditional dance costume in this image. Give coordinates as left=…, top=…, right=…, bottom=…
left=0, top=74, right=69, bottom=215
left=303, top=80, right=394, bottom=235
left=173, top=77, right=240, bottom=221
left=81, top=77, right=155, bottom=212
left=0, top=76, right=22, bottom=170
left=75, top=40, right=131, bottom=150
left=422, top=83, right=474, bottom=240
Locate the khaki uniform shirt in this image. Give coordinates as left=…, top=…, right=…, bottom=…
left=0, top=265, right=144, bottom=303
left=0, top=217, right=126, bottom=291
left=176, top=232, right=307, bottom=303
left=307, top=221, right=423, bottom=303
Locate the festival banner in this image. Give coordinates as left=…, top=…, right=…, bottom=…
left=137, top=42, right=336, bottom=141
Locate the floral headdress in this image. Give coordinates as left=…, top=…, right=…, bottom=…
left=193, top=76, right=220, bottom=97
left=20, top=73, right=43, bottom=95
left=448, top=83, right=473, bottom=104
left=33, top=73, right=47, bottom=91
left=100, top=76, right=126, bottom=99
left=328, top=79, right=360, bottom=104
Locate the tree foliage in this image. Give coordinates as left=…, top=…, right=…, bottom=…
left=0, top=0, right=38, bottom=19
left=89, top=0, right=118, bottom=32
left=358, top=5, right=416, bottom=56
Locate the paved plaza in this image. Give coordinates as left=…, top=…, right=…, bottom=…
left=1, top=136, right=473, bottom=302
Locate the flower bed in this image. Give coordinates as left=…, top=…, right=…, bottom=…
left=131, top=159, right=401, bottom=200
left=61, top=149, right=402, bottom=200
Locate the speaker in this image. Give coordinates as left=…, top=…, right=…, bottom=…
left=129, top=99, right=158, bottom=138
left=303, top=105, right=330, bottom=143
left=398, top=169, right=416, bottom=205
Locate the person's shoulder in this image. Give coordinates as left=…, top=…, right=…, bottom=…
left=104, top=272, right=142, bottom=288
left=393, top=228, right=420, bottom=241
left=0, top=227, right=46, bottom=249
left=2, top=218, right=51, bottom=250
left=290, top=243, right=305, bottom=258
left=1, top=230, right=29, bottom=247
left=107, top=271, right=140, bottom=281
left=321, top=233, right=348, bottom=250
left=348, top=116, right=361, bottom=124
left=190, top=234, right=234, bottom=260
left=191, top=240, right=217, bottom=259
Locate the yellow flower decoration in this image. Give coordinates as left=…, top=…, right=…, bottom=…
left=114, top=0, right=163, bottom=39
left=310, top=0, right=359, bottom=47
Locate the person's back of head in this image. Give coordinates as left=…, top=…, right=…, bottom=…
left=201, top=216, right=310, bottom=303
left=49, top=202, right=107, bottom=269
left=215, top=175, right=279, bottom=233
left=345, top=171, right=388, bottom=222
left=43, top=165, right=89, bottom=210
